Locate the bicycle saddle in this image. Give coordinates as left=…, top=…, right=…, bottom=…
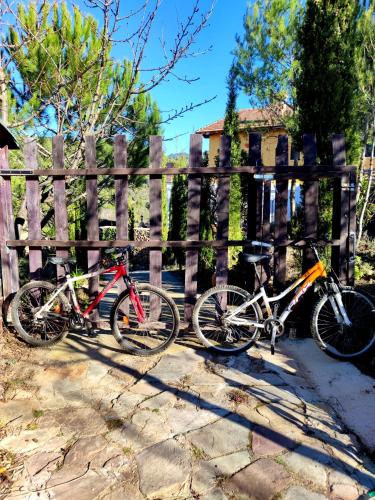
left=48, top=256, right=76, bottom=266
left=242, top=253, right=271, bottom=264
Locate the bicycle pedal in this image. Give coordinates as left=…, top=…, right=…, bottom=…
left=87, top=329, right=98, bottom=338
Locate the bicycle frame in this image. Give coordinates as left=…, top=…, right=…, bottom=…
left=226, top=260, right=327, bottom=328
left=34, top=263, right=146, bottom=323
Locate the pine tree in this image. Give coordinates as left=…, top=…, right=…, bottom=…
left=168, top=173, right=187, bottom=269
left=223, top=64, right=243, bottom=267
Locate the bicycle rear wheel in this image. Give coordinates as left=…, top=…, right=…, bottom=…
left=110, top=283, right=180, bottom=356
left=192, top=285, right=262, bottom=354
left=311, top=288, right=375, bottom=359
left=11, top=281, right=70, bottom=347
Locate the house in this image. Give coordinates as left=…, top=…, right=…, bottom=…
left=195, top=107, right=298, bottom=167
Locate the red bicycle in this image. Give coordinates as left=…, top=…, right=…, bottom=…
left=11, top=246, right=180, bottom=356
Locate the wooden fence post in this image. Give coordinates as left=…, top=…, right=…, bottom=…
left=52, top=136, right=69, bottom=283
left=216, top=135, right=231, bottom=286
left=331, top=134, right=349, bottom=283
left=246, top=133, right=262, bottom=291
left=247, top=133, right=262, bottom=244
left=302, top=134, right=318, bottom=270
left=149, top=136, right=163, bottom=296
left=274, top=135, right=288, bottom=290
left=25, top=138, right=42, bottom=280
left=114, top=135, right=128, bottom=293
left=85, top=135, right=100, bottom=322
left=0, top=145, right=19, bottom=300
left=184, top=134, right=202, bottom=323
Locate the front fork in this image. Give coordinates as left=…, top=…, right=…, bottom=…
left=327, top=281, right=352, bottom=327
left=124, top=277, right=145, bottom=323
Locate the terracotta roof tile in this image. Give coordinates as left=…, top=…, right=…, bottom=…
left=195, top=108, right=283, bottom=135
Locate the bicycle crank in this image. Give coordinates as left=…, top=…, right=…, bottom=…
left=263, top=318, right=284, bottom=355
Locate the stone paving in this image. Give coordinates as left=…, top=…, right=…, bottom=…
left=1, top=328, right=375, bottom=499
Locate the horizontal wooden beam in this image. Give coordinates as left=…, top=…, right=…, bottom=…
left=0, top=165, right=356, bottom=178
left=7, top=238, right=341, bottom=248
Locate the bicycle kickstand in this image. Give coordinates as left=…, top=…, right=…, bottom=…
left=270, top=326, right=277, bottom=355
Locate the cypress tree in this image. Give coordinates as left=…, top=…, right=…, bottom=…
left=223, top=63, right=243, bottom=267
left=295, top=0, right=362, bottom=164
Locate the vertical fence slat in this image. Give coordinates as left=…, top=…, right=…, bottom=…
left=303, top=134, right=318, bottom=270
left=0, top=145, right=18, bottom=300
left=184, top=134, right=202, bottom=322
left=274, top=135, right=288, bottom=290
left=216, top=135, right=231, bottom=286
left=25, top=139, right=42, bottom=280
left=149, top=136, right=163, bottom=291
left=247, top=133, right=262, bottom=245
left=246, top=133, right=262, bottom=291
left=85, top=135, right=100, bottom=322
left=52, top=136, right=69, bottom=283
left=331, top=134, right=348, bottom=283
left=114, top=135, right=128, bottom=293
left=347, top=170, right=356, bottom=285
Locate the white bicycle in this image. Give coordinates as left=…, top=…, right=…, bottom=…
left=193, top=239, right=375, bottom=360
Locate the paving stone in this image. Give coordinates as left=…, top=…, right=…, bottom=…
left=47, top=469, right=113, bottom=499
left=109, top=410, right=172, bottom=453
left=283, top=486, right=327, bottom=499
left=25, top=451, right=62, bottom=477
left=1, top=427, right=63, bottom=454
left=0, top=399, right=41, bottom=425
left=200, top=487, right=229, bottom=500
left=138, top=389, right=177, bottom=410
left=329, top=483, right=359, bottom=500
left=282, top=443, right=332, bottom=489
left=136, top=438, right=191, bottom=498
left=147, top=350, right=202, bottom=383
left=188, top=414, right=251, bottom=458
left=223, top=457, right=292, bottom=500
left=166, top=403, right=228, bottom=435
left=49, top=407, right=107, bottom=437
left=251, top=424, right=294, bottom=456
left=191, top=450, right=251, bottom=495
left=111, top=392, right=146, bottom=418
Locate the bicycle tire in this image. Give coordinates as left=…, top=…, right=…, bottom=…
left=110, top=283, right=180, bottom=356
left=311, top=287, right=375, bottom=360
left=192, top=284, right=263, bottom=354
left=11, top=281, right=70, bottom=347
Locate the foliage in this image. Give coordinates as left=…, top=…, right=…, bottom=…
left=199, top=151, right=215, bottom=276
left=168, top=173, right=187, bottom=268
left=222, top=63, right=243, bottom=268
left=295, top=0, right=362, bottom=164
left=235, top=0, right=303, bottom=131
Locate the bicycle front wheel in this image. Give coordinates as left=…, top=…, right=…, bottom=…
left=311, top=288, right=375, bottom=360
left=11, top=281, right=70, bottom=347
left=192, top=285, right=262, bottom=354
left=110, top=283, right=180, bottom=356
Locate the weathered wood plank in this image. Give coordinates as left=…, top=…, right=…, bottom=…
left=184, top=134, right=202, bottom=322
left=347, top=170, right=357, bottom=285
left=331, top=134, right=348, bottom=282
left=7, top=238, right=342, bottom=249
left=302, top=134, right=319, bottom=270
left=149, top=136, right=163, bottom=303
left=114, top=135, right=128, bottom=293
left=0, top=145, right=19, bottom=300
left=25, top=139, right=42, bottom=280
left=52, top=136, right=69, bottom=283
left=85, top=135, right=100, bottom=322
left=0, top=165, right=356, bottom=178
left=274, top=135, right=288, bottom=290
left=247, top=133, right=262, bottom=246
left=216, top=135, right=231, bottom=286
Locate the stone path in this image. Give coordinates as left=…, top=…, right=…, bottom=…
left=1, top=330, right=375, bottom=499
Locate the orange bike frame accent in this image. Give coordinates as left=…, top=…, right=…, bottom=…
left=226, top=260, right=328, bottom=329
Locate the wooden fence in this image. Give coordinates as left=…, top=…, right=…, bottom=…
left=0, top=132, right=356, bottom=323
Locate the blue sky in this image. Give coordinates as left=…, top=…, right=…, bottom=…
left=141, top=1, right=251, bottom=155
left=76, top=0, right=251, bottom=155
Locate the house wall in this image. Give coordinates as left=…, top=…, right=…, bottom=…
left=206, top=128, right=303, bottom=166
